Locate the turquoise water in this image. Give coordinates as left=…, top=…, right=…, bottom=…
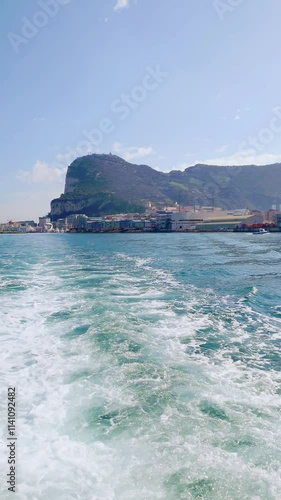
left=0, top=233, right=281, bottom=499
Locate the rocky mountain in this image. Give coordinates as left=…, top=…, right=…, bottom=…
left=50, top=154, right=281, bottom=219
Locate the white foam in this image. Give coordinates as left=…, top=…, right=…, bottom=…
left=1, top=236, right=281, bottom=499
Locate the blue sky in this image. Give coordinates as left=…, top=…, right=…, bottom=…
left=1, top=0, right=281, bottom=221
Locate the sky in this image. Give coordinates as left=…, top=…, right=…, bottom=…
left=1, top=0, right=281, bottom=221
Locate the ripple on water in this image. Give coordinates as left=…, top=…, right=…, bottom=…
left=1, top=234, right=281, bottom=499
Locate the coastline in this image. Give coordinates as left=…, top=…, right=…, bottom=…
left=1, top=229, right=280, bottom=235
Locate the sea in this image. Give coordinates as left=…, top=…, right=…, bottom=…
left=0, top=233, right=281, bottom=500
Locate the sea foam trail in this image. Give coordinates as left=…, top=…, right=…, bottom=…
left=0, top=233, right=281, bottom=499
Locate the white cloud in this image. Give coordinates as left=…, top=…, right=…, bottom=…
left=112, top=142, right=154, bottom=162
left=195, top=150, right=281, bottom=167
left=114, top=0, right=129, bottom=11
left=17, top=161, right=67, bottom=184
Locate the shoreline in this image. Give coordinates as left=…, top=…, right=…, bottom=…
left=1, top=229, right=280, bottom=235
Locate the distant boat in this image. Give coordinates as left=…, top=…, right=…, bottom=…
left=253, top=228, right=269, bottom=235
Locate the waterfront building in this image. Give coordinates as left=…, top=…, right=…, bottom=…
left=276, top=214, right=281, bottom=228
left=39, top=216, right=51, bottom=228
left=171, top=210, right=263, bottom=231
left=196, top=214, right=263, bottom=231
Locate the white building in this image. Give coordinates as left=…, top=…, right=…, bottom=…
left=171, top=210, right=263, bottom=231
left=171, top=210, right=225, bottom=231
left=39, top=216, right=51, bottom=228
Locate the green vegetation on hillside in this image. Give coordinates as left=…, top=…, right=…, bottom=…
left=50, top=154, right=281, bottom=218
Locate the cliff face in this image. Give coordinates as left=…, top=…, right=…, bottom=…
left=50, top=154, right=281, bottom=219
left=51, top=154, right=166, bottom=218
